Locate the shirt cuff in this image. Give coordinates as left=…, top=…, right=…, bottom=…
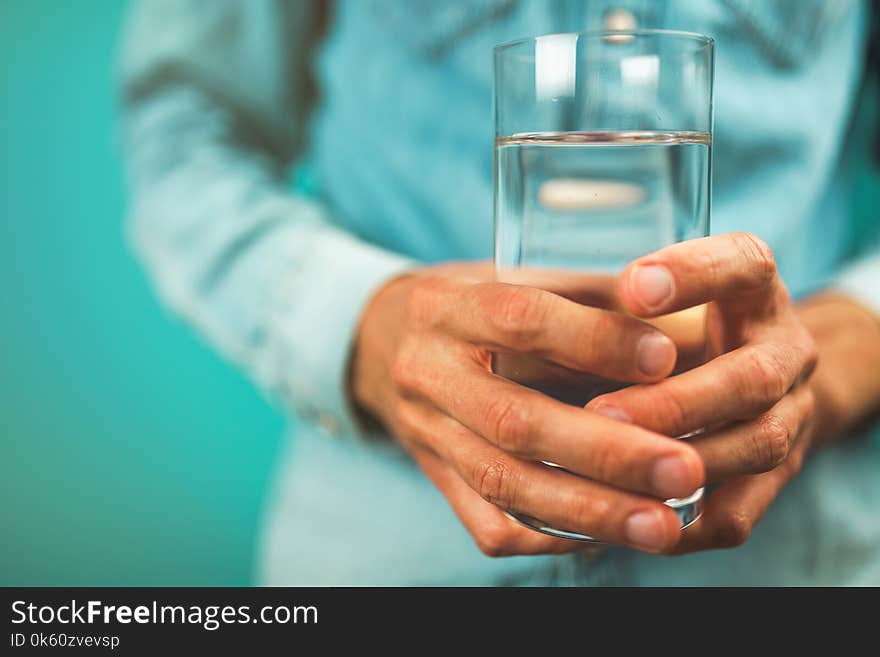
left=833, top=254, right=880, bottom=320
left=270, top=226, right=416, bottom=439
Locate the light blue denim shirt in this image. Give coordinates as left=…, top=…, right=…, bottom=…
left=120, top=0, right=880, bottom=585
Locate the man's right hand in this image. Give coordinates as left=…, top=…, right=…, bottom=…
left=350, top=262, right=704, bottom=556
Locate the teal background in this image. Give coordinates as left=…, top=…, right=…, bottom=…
left=1, top=1, right=878, bottom=587
left=1, top=1, right=284, bottom=585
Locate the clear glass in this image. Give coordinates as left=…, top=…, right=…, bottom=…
left=493, top=30, right=714, bottom=542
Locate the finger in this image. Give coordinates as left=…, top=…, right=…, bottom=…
left=411, top=449, right=583, bottom=556
left=585, top=340, right=812, bottom=438
left=668, top=442, right=806, bottom=554
left=692, top=386, right=815, bottom=482
left=618, top=232, right=780, bottom=318
left=397, top=402, right=684, bottom=552
left=397, top=343, right=704, bottom=499
left=423, top=280, right=677, bottom=381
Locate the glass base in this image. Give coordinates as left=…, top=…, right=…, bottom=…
left=504, top=487, right=704, bottom=543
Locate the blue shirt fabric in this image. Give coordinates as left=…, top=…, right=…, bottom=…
left=120, top=0, right=880, bottom=585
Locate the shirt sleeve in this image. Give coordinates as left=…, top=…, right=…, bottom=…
left=119, top=0, right=416, bottom=437
left=835, top=253, right=880, bottom=319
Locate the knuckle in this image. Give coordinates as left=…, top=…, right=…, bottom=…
left=392, top=399, right=418, bottom=438
left=587, top=439, right=619, bottom=483
left=473, top=457, right=520, bottom=507
left=389, top=342, right=421, bottom=392
left=491, top=285, right=546, bottom=345
left=734, top=232, right=777, bottom=288
left=715, top=510, right=753, bottom=547
left=406, top=275, right=445, bottom=324
left=786, top=448, right=805, bottom=475
left=650, top=385, right=688, bottom=435
left=753, top=413, right=792, bottom=470
left=801, top=388, right=817, bottom=421
left=801, top=335, right=819, bottom=379
left=569, top=495, right=612, bottom=534
left=579, top=311, right=615, bottom=371
left=741, top=345, right=790, bottom=407
left=484, top=395, right=531, bottom=453
left=474, top=524, right=516, bottom=557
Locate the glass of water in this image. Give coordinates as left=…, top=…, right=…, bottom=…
left=493, top=30, right=714, bottom=542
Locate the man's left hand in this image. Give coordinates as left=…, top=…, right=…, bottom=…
left=586, top=232, right=820, bottom=553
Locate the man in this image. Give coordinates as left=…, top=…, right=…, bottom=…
left=121, top=0, right=880, bottom=584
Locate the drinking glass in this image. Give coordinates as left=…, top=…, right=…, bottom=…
left=493, top=30, right=714, bottom=542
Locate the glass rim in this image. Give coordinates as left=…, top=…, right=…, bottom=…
left=494, top=28, right=714, bottom=55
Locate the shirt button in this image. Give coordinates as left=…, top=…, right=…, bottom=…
left=603, top=8, right=638, bottom=31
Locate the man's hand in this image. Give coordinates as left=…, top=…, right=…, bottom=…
left=352, top=262, right=705, bottom=556
left=352, top=234, right=880, bottom=558
left=585, top=232, right=869, bottom=554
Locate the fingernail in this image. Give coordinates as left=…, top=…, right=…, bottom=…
left=637, top=333, right=674, bottom=377
left=592, top=404, right=630, bottom=423
left=632, top=265, right=674, bottom=309
left=625, top=510, right=668, bottom=550
left=651, top=456, right=692, bottom=498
